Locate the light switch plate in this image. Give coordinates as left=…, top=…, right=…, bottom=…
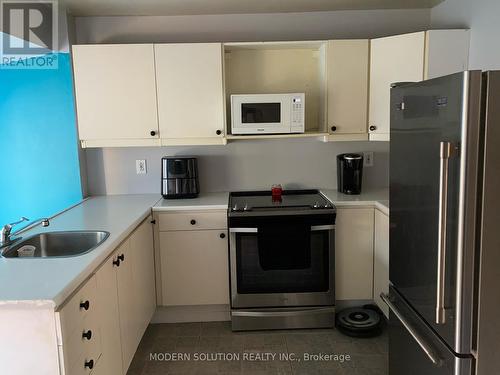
left=136, top=160, right=147, bottom=174
left=363, top=152, right=374, bottom=167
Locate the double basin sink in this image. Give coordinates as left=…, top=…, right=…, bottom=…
left=1, top=231, right=109, bottom=258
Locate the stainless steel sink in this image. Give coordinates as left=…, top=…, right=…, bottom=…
left=0, top=231, right=110, bottom=258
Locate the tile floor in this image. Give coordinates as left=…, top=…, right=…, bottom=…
left=127, top=322, right=388, bottom=375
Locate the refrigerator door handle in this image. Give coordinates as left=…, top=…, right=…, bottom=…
left=381, top=293, right=443, bottom=367
left=436, top=141, right=455, bottom=325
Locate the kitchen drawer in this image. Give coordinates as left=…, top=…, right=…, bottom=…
left=67, top=352, right=102, bottom=375
left=62, top=316, right=101, bottom=372
left=158, top=211, right=226, bottom=231
left=58, top=275, right=97, bottom=342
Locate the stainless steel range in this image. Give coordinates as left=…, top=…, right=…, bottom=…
left=228, top=189, right=336, bottom=331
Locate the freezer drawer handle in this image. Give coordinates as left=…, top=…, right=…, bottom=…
left=436, top=141, right=455, bottom=325
left=381, top=293, right=442, bottom=367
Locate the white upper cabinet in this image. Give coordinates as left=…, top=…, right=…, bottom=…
left=424, top=29, right=470, bottom=80
left=369, top=30, right=469, bottom=141
left=155, top=43, right=226, bottom=145
left=369, top=32, right=426, bottom=141
left=326, top=40, right=369, bottom=140
left=72, top=44, right=160, bottom=147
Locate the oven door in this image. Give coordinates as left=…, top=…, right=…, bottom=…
left=229, top=219, right=335, bottom=308
left=231, top=95, right=291, bottom=134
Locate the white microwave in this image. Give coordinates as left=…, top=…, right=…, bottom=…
left=230, top=93, right=305, bottom=135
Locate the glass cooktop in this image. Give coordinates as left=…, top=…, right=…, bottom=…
left=229, top=190, right=334, bottom=212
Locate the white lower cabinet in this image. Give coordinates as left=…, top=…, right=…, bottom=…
left=157, top=210, right=229, bottom=306
left=57, top=217, right=156, bottom=375
left=373, top=209, right=390, bottom=318
left=335, top=207, right=375, bottom=300
left=95, top=250, right=123, bottom=375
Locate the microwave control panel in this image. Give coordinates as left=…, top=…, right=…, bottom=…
left=290, top=95, right=305, bottom=133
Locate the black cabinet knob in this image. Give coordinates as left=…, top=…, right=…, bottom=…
left=219, top=233, right=226, bottom=239
left=150, top=130, right=157, bottom=136
left=113, top=258, right=121, bottom=267
left=216, top=129, right=222, bottom=135
left=190, top=219, right=196, bottom=225
left=82, top=330, right=92, bottom=340
left=84, top=359, right=94, bottom=370
left=369, top=125, right=377, bottom=131
left=118, top=254, right=125, bottom=262
left=330, top=126, right=337, bottom=132
left=79, top=300, right=90, bottom=311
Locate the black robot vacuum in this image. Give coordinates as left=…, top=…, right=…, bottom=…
left=336, top=305, right=384, bottom=338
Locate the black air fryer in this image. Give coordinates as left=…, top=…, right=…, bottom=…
left=337, top=153, right=363, bottom=195
left=161, top=157, right=199, bottom=199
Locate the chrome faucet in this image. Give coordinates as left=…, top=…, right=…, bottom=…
left=0, top=217, right=50, bottom=247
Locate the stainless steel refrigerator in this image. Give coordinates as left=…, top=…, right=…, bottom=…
left=383, top=70, right=500, bottom=375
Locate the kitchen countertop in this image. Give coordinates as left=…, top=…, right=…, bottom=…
left=0, top=189, right=388, bottom=308
left=321, top=188, right=389, bottom=215
left=0, top=194, right=161, bottom=309
left=153, top=192, right=229, bottom=211
left=154, top=189, right=389, bottom=215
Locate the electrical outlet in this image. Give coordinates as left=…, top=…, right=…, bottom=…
left=363, top=152, right=374, bottom=167
left=136, top=160, right=147, bottom=174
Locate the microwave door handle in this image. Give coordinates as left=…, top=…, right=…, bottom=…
left=381, top=293, right=442, bottom=367
left=436, top=141, right=454, bottom=325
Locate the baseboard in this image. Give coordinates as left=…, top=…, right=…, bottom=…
left=151, top=304, right=230, bottom=323
left=151, top=301, right=374, bottom=324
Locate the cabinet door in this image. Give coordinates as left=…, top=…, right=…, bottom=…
left=155, top=43, right=225, bottom=143
left=327, top=40, right=369, bottom=135
left=159, top=230, right=229, bottom=306
left=335, top=208, right=374, bottom=300
left=374, top=209, right=389, bottom=318
left=115, top=240, right=138, bottom=372
left=369, top=32, right=425, bottom=140
left=72, top=44, right=159, bottom=141
left=95, top=252, right=123, bottom=375
left=129, top=219, right=156, bottom=340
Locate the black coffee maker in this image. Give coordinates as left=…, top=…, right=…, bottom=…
left=161, top=156, right=200, bottom=199
left=337, top=153, right=363, bottom=195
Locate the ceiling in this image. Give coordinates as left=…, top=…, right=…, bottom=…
left=62, top=0, right=444, bottom=17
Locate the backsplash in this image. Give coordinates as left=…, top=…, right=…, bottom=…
left=84, top=138, right=389, bottom=195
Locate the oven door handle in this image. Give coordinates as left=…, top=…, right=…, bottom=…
left=229, top=228, right=258, bottom=233
left=230, top=226, right=334, bottom=233
left=311, top=225, right=335, bottom=231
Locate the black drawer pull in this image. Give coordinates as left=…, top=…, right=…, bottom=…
left=82, top=330, right=92, bottom=340
left=118, top=254, right=125, bottom=262
left=190, top=219, right=196, bottom=225
left=219, top=233, right=226, bottom=239
left=84, top=359, right=94, bottom=370
left=331, top=126, right=337, bottom=132
left=369, top=125, right=377, bottom=131
left=79, top=300, right=90, bottom=311
left=113, top=258, right=121, bottom=267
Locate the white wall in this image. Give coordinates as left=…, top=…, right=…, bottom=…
left=431, top=0, right=500, bottom=69
left=75, top=9, right=430, bottom=44
left=85, top=140, right=389, bottom=195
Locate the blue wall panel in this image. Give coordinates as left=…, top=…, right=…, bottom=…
left=0, top=53, right=82, bottom=225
